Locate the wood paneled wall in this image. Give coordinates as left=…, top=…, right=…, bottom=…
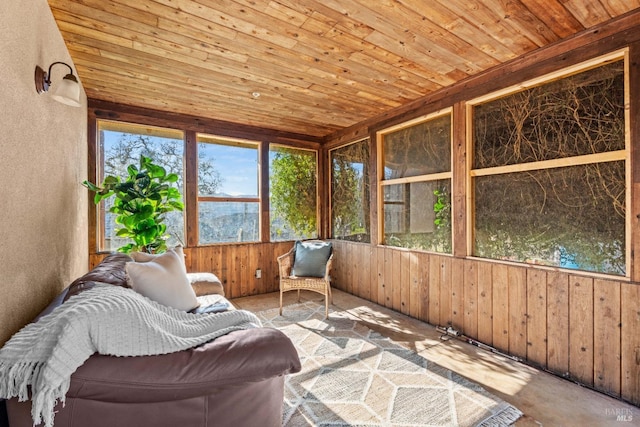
left=183, top=243, right=292, bottom=299
left=90, top=241, right=293, bottom=299
left=90, top=239, right=640, bottom=405
left=329, top=240, right=640, bottom=406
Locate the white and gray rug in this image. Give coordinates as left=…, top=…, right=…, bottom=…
left=257, top=301, right=523, bottom=427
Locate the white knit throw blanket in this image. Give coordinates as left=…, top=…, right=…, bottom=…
left=0, top=284, right=261, bottom=427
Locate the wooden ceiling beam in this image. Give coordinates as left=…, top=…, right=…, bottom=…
left=89, top=99, right=324, bottom=145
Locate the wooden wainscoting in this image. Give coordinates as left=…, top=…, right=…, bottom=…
left=89, top=239, right=640, bottom=405
left=89, top=241, right=294, bottom=299
left=183, top=242, right=293, bottom=299
left=330, top=240, right=640, bottom=406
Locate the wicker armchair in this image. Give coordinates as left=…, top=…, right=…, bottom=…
left=277, top=243, right=333, bottom=318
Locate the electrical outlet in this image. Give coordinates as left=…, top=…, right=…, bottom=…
left=255, top=269, right=262, bottom=279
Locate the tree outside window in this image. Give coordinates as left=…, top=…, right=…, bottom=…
left=269, top=145, right=318, bottom=241
left=330, top=139, right=371, bottom=242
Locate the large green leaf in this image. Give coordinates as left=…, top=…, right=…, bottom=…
left=168, top=200, right=184, bottom=210
left=148, top=192, right=162, bottom=201
left=166, top=187, right=181, bottom=199
left=118, top=243, right=136, bottom=254
left=115, top=228, right=134, bottom=238
left=147, top=163, right=167, bottom=179
left=103, top=175, right=119, bottom=186
left=94, top=191, right=113, bottom=204
left=138, top=227, right=158, bottom=245
left=134, top=175, right=151, bottom=191
left=120, top=215, right=137, bottom=229
left=153, top=183, right=170, bottom=193
left=127, top=164, right=138, bottom=177
left=132, top=205, right=155, bottom=222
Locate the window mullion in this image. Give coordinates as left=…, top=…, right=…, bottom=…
left=185, top=130, right=198, bottom=248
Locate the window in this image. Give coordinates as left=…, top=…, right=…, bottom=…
left=197, top=135, right=260, bottom=244
left=330, top=138, right=371, bottom=242
left=97, top=121, right=185, bottom=251
left=470, top=54, right=627, bottom=275
left=378, top=111, right=452, bottom=252
left=92, top=120, right=324, bottom=249
left=269, top=145, right=318, bottom=241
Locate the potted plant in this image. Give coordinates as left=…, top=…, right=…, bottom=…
left=82, top=155, right=184, bottom=253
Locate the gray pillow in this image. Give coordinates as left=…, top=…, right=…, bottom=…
left=291, top=241, right=332, bottom=278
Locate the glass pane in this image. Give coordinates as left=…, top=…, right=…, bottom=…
left=269, top=146, right=318, bottom=241
left=383, top=180, right=451, bottom=253
left=474, top=162, right=625, bottom=275
left=98, top=121, right=185, bottom=252
left=198, top=202, right=259, bottom=244
left=473, top=61, right=625, bottom=169
left=383, top=114, right=451, bottom=179
left=331, top=139, right=371, bottom=242
left=197, top=135, right=259, bottom=197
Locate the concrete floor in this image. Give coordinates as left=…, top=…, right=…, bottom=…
left=232, top=288, right=637, bottom=427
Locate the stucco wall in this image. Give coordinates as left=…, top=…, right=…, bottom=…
left=0, top=0, right=88, bottom=345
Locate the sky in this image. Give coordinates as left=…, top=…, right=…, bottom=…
left=103, top=130, right=259, bottom=196
left=198, top=142, right=258, bottom=196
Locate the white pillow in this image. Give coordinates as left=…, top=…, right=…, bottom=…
left=126, top=247, right=199, bottom=311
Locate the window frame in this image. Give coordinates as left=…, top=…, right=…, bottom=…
left=376, top=108, right=454, bottom=251
left=196, top=133, right=261, bottom=246
left=268, top=143, right=320, bottom=241
left=466, top=49, right=631, bottom=277
left=94, top=119, right=186, bottom=253
left=328, top=137, right=371, bottom=242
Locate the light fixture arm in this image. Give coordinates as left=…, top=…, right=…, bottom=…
left=35, top=61, right=77, bottom=94
left=45, top=62, right=76, bottom=86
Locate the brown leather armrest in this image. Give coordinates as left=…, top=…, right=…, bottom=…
left=67, top=328, right=301, bottom=403
left=63, top=253, right=133, bottom=302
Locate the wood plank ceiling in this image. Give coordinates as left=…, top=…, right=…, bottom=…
left=47, top=0, right=640, bottom=138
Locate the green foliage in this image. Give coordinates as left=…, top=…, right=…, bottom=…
left=331, top=139, right=370, bottom=242
left=270, top=148, right=317, bottom=238
left=99, top=131, right=222, bottom=250
left=331, top=157, right=361, bottom=236
left=433, top=189, right=450, bottom=228
left=432, top=186, right=452, bottom=252
left=472, top=59, right=626, bottom=275
left=83, top=155, right=184, bottom=254
left=385, top=185, right=452, bottom=253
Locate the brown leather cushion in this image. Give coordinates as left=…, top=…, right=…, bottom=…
left=63, top=253, right=133, bottom=302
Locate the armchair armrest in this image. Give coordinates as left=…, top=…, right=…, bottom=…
left=277, top=248, right=295, bottom=278
left=324, top=253, right=334, bottom=280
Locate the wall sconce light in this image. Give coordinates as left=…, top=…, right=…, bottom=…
left=34, top=62, right=81, bottom=107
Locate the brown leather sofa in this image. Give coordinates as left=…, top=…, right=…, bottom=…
left=6, top=253, right=301, bottom=427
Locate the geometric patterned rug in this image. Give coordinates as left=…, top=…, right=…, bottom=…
left=256, top=301, right=523, bottom=427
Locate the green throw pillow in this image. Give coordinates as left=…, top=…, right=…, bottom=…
left=291, top=241, right=332, bottom=278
